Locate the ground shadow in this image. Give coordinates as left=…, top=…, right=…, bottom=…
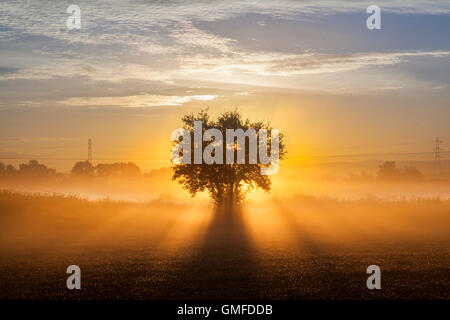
left=272, top=201, right=376, bottom=299
left=160, top=203, right=261, bottom=299
left=275, top=201, right=324, bottom=255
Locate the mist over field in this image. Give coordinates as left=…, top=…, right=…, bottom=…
left=0, top=186, right=448, bottom=299
left=1, top=158, right=449, bottom=202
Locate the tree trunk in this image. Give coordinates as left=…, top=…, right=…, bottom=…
left=223, top=182, right=234, bottom=215
left=216, top=185, right=224, bottom=204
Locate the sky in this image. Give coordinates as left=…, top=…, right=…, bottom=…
left=0, top=0, right=449, bottom=172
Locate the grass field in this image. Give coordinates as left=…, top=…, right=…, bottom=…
left=0, top=191, right=449, bottom=299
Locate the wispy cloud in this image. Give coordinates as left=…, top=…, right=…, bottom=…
left=3, top=1, right=450, bottom=47
left=57, top=94, right=217, bottom=108
left=0, top=137, right=76, bottom=143
left=179, top=51, right=450, bottom=77
left=1, top=0, right=450, bottom=106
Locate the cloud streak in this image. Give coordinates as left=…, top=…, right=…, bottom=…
left=1, top=0, right=449, bottom=107
left=57, top=94, right=217, bottom=108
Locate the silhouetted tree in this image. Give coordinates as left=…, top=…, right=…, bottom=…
left=0, top=162, right=4, bottom=175
left=6, top=164, right=17, bottom=175
left=71, top=161, right=94, bottom=178
left=172, top=109, right=286, bottom=207
left=95, top=162, right=141, bottom=179
left=377, top=161, right=424, bottom=182
left=377, top=161, right=399, bottom=181
left=18, top=160, right=56, bottom=178
left=402, top=165, right=424, bottom=182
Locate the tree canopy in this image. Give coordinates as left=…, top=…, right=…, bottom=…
left=172, top=109, right=286, bottom=206
left=71, top=161, right=95, bottom=178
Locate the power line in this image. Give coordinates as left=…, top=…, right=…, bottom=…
left=288, top=150, right=450, bottom=160
left=0, top=157, right=168, bottom=161
left=305, top=140, right=434, bottom=152
left=1, top=150, right=449, bottom=162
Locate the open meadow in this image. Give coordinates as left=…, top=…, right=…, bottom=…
left=1, top=191, right=448, bottom=299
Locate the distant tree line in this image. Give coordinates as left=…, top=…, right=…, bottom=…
left=0, top=159, right=432, bottom=184
left=0, top=160, right=142, bottom=180
left=70, top=161, right=141, bottom=179
left=348, top=161, right=424, bottom=183
left=377, top=161, right=424, bottom=182
left=0, top=160, right=58, bottom=179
